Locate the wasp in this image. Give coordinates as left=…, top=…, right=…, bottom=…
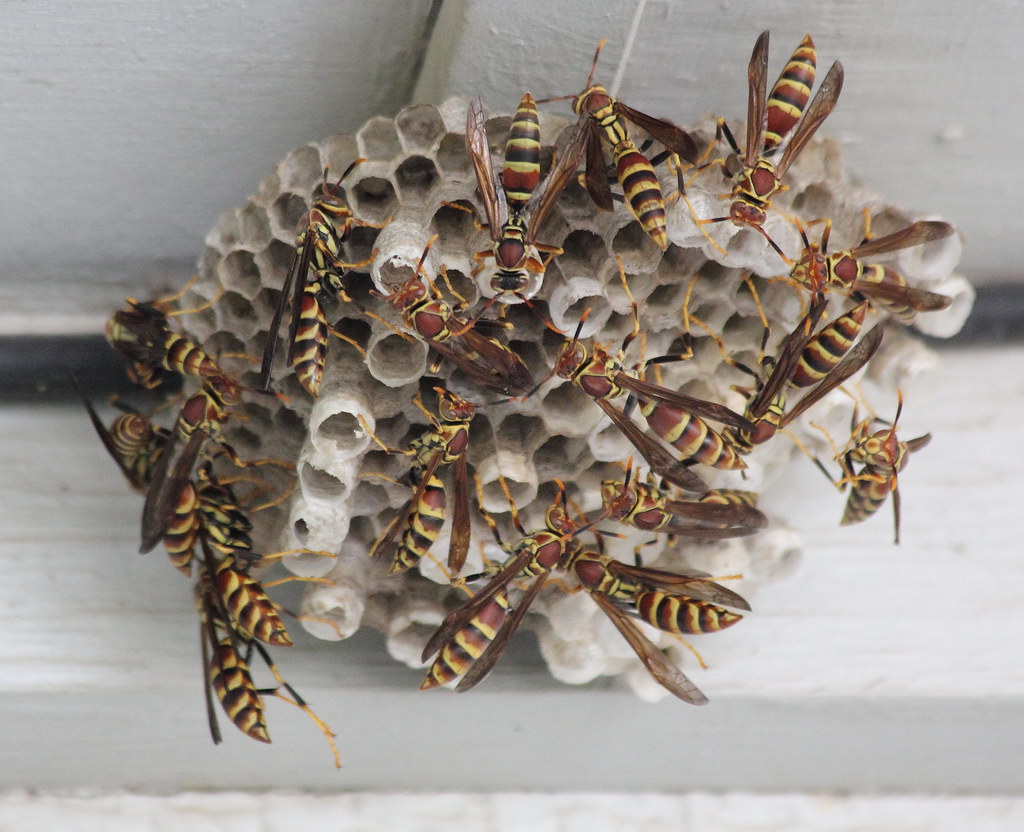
left=260, top=159, right=388, bottom=397
left=139, top=375, right=247, bottom=553
left=195, top=569, right=339, bottom=765
left=790, top=217, right=955, bottom=323
left=367, top=389, right=476, bottom=576
left=199, top=594, right=272, bottom=744
left=564, top=548, right=749, bottom=631
left=557, top=549, right=750, bottom=703
left=544, top=261, right=755, bottom=490
left=562, top=40, right=699, bottom=249
left=106, top=296, right=231, bottom=391
left=420, top=486, right=602, bottom=692
left=205, top=541, right=292, bottom=648
left=464, top=94, right=587, bottom=300
left=703, top=32, right=844, bottom=259
left=75, top=381, right=205, bottom=574
left=836, top=392, right=931, bottom=544
left=75, top=379, right=170, bottom=493
left=377, top=242, right=534, bottom=396
left=600, top=473, right=767, bottom=539
left=721, top=298, right=885, bottom=454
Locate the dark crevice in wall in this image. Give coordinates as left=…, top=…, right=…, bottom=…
left=0, top=283, right=1018, bottom=402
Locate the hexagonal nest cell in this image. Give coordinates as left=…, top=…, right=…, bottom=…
left=170, top=95, right=972, bottom=701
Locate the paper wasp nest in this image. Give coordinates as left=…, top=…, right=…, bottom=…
left=179, top=98, right=972, bottom=700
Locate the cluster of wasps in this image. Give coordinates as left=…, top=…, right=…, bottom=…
left=91, top=31, right=954, bottom=759
left=90, top=287, right=342, bottom=764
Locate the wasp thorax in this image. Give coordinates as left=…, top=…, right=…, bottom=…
left=206, top=376, right=242, bottom=408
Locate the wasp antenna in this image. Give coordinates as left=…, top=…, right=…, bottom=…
left=890, top=389, right=905, bottom=436
left=533, top=93, right=576, bottom=105
left=622, top=457, right=636, bottom=488
left=414, top=234, right=441, bottom=280
left=333, top=157, right=368, bottom=185
left=820, top=217, right=834, bottom=255
left=585, top=39, right=609, bottom=88
left=573, top=307, right=592, bottom=338
left=757, top=226, right=793, bottom=266
left=795, top=216, right=811, bottom=249
left=448, top=293, right=500, bottom=338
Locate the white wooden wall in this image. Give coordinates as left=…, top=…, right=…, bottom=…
left=1, top=0, right=1021, bottom=825
left=1, top=0, right=1018, bottom=332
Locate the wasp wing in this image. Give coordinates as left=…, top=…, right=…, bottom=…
left=619, top=374, right=757, bottom=432
left=852, top=280, right=952, bottom=313
left=849, top=221, right=955, bottom=260
left=447, top=452, right=472, bottom=575
left=582, top=122, right=615, bottom=211
left=259, top=223, right=306, bottom=390
left=525, top=120, right=588, bottom=241
left=590, top=591, right=709, bottom=705
left=606, top=560, right=751, bottom=610
left=614, top=102, right=699, bottom=165
left=140, top=428, right=206, bottom=553
left=595, top=399, right=708, bottom=494
left=455, top=575, right=548, bottom=692
left=446, top=324, right=534, bottom=396
left=744, top=30, right=771, bottom=166
left=466, top=96, right=505, bottom=237
left=746, top=294, right=829, bottom=421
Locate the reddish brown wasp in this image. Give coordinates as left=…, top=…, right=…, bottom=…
left=366, top=388, right=476, bottom=576
left=260, top=159, right=388, bottom=398
left=720, top=298, right=885, bottom=454
left=543, top=260, right=755, bottom=491
left=420, top=485, right=602, bottom=692
left=139, top=374, right=251, bottom=553
left=561, top=548, right=750, bottom=694
left=376, top=239, right=534, bottom=396
left=701, top=32, right=843, bottom=259
left=600, top=472, right=767, bottom=539
left=549, top=40, right=699, bottom=249
left=836, top=392, right=931, bottom=544
left=790, top=217, right=955, bottom=323
left=464, top=94, right=587, bottom=300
